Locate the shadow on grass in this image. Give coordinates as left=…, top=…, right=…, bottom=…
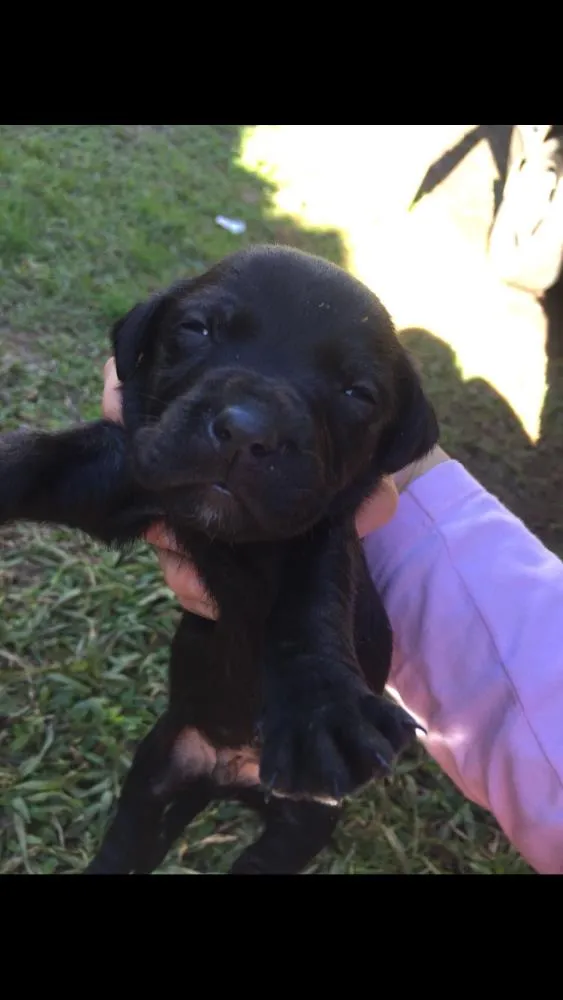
left=399, top=276, right=563, bottom=564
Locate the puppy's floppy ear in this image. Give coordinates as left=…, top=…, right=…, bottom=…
left=111, top=295, right=165, bottom=383
left=377, top=350, right=439, bottom=474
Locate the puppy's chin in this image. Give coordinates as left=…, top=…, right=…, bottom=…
left=165, top=484, right=326, bottom=544
left=133, top=428, right=330, bottom=543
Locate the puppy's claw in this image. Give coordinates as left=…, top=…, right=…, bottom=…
left=262, top=773, right=277, bottom=803
left=269, top=788, right=342, bottom=809
left=361, top=697, right=420, bottom=756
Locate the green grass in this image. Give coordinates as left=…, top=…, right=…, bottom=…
left=0, top=125, right=532, bottom=874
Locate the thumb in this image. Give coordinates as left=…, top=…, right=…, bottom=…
left=355, top=478, right=399, bottom=538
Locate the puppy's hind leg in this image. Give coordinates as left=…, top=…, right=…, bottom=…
left=229, top=795, right=342, bottom=875
left=85, top=718, right=215, bottom=875
left=120, top=779, right=214, bottom=875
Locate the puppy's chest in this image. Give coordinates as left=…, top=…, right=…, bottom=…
left=167, top=535, right=283, bottom=747
left=171, top=621, right=265, bottom=749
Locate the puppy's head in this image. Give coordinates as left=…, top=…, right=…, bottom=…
left=112, top=245, right=438, bottom=542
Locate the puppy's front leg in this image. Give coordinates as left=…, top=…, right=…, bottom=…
left=260, top=519, right=418, bottom=805
left=0, top=421, right=158, bottom=544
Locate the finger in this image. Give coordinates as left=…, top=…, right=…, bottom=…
left=144, top=524, right=218, bottom=618
left=104, top=357, right=117, bottom=382
left=156, top=549, right=218, bottom=620
left=355, top=477, right=399, bottom=538
left=102, top=357, right=124, bottom=425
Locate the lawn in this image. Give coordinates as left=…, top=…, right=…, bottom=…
left=0, top=125, right=533, bottom=874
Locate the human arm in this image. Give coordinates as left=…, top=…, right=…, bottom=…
left=364, top=457, right=563, bottom=875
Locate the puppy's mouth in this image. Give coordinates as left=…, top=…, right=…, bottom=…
left=167, top=478, right=269, bottom=541
left=196, top=480, right=241, bottom=513
left=133, top=442, right=254, bottom=528
left=133, top=440, right=240, bottom=504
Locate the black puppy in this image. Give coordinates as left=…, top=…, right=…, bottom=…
left=0, top=245, right=438, bottom=874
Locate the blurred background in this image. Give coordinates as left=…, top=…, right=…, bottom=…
left=1, top=124, right=561, bottom=875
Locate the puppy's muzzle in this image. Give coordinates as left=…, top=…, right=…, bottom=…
left=132, top=371, right=309, bottom=493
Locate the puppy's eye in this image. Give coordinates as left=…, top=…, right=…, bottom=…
left=344, top=385, right=376, bottom=405
left=180, top=320, right=209, bottom=337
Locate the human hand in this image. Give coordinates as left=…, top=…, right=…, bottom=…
left=102, top=358, right=446, bottom=619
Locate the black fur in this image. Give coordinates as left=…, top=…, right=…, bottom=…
left=0, top=245, right=439, bottom=874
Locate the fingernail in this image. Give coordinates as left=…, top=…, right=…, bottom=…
left=144, top=525, right=166, bottom=546
left=145, top=525, right=178, bottom=551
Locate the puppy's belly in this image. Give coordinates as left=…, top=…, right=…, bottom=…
left=169, top=728, right=339, bottom=806
left=171, top=727, right=261, bottom=790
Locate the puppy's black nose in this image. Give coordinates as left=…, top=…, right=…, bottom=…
left=211, top=405, right=278, bottom=459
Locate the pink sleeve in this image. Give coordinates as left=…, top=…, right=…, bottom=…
left=363, top=460, right=563, bottom=875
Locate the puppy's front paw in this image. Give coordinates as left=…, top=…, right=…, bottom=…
left=259, top=663, right=419, bottom=805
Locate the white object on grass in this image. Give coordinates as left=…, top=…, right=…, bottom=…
left=215, top=216, right=247, bottom=235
